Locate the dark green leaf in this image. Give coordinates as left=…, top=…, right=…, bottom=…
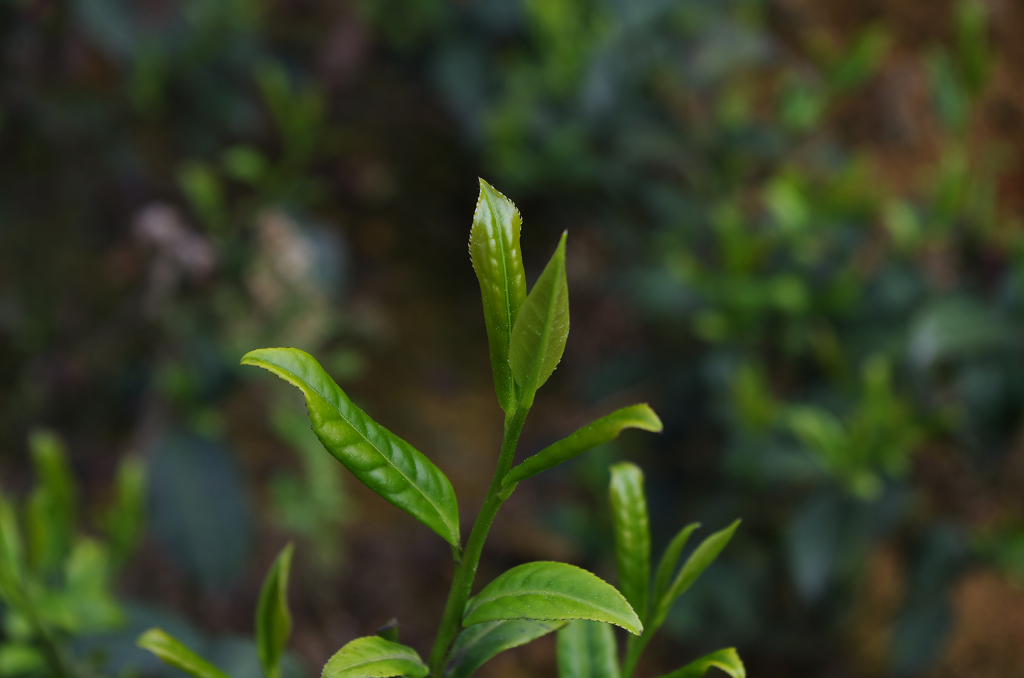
left=650, top=523, right=700, bottom=619
left=557, top=621, right=620, bottom=678
left=508, top=232, right=569, bottom=399
left=137, top=628, right=232, bottom=678
left=503, top=405, right=662, bottom=486
left=444, top=619, right=564, bottom=678
left=322, top=636, right=429, bottom=678
left=377, top=619, right=399, bottom=643
left=608, top=463, right=650, bottom=622
left=463, top=561, right=642, bottom=635
left=257, top=543, right=294, bottom=678
left=470, top=179, right=528, bottom=414
left=104, top=455, right=146, bottom=566
left=242, top=348, right=460, bottom=548
left=655, top=648, right=745, bottom=678
left=651, top=521, right=740, bottom=628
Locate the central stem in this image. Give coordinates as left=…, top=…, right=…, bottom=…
left=427, top=398, right=532, bottom=676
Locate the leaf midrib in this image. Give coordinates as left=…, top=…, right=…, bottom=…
left=247, top=357, right=456, bottom=542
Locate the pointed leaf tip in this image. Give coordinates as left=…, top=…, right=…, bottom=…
left=502, top=404, right=662, bottom=486
left=470, top=181, right=527, bottom=414
left=509, top=233, right=569, bottom=398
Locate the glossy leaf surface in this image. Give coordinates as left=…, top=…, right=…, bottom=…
left=242, top=348, right=460, bottom=548
left=503, top=405, right=662, bottom=486
left=557, top=620, right=620, bottom=678
left=322, top=636, right=429, bottom=678
left=470, top=179, right=528, bottom=414
left=137, top=628, right=231, bottom=678
left=509, top=232, right=569, bottom=398
left=463, top=561, right=642, bottom=635
left=257, top=543, right=294, bottom=678
left=444, top=619, right=564, bottom=678
left=650, top=523, right=700, bottom=617
left=652, top=521, right=740, bottom=627
left=609, top=463, right=650, bottom=622
left=656, top=648, right=745, bottom=678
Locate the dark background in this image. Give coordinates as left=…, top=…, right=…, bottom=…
left=3, top=0, right=1024, bottom=676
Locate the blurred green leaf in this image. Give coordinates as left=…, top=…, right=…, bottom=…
left=509, top=232, right=569, bottom=400
left=104, top=455, right=146, bottom=568
left=470, top=178, right=528, bottom=414
left=256, top=544, right=294, bottom=678
left=444, top=620, right=564, bottom=678
left=0, top=643, right=45, bottom=676
left=463, top=561, right=642, bottom=635
left=556, top=620, right=620, bottom=678
left=137, top=628, right=232, bottom=678
left=503, top=405, right=662, bottom=486
left=242, top=348, right=460, bottom=548
left=322, top=636, right=429, bottom=678
left=27, top=430, right=75, bottom=574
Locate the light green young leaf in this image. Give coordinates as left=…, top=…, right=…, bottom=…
left=444, top=619, right=564, bottom=678
left=470, top=179, right=528, bottom=414
left=104, top=455, right=146, bottom=566
left=137, top=628, right=232, bottom=678
left=241, top=348, right=460, bottom=548
left=655, top=648, right=745, bottom=678
left=322, top=636, right=429, bottom=678
left=502, top=405, right=662, bottom=486
left=27, top=430, right=76, bottom=573
left=650, top=523, right=700, bottom=619
left=557, top=621, right=620, bottom=678
left=463, top=561, right=642, bottom=635
left=257, top=543, right=294, bottom=678
left=509, top=232, right=569, bottom=399
left=651, top=521, right=740, bottom=628
left=609, top=463, right=650, bottom=622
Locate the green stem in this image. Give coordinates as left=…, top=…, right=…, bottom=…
left=622, top=629, right=652, bottom=678
left=428, top=398, right=532, bottom=676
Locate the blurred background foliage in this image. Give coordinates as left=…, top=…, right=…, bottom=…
left=3, top=0, right=1024, bottom=676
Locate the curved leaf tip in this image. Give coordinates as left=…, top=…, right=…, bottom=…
left=241, top=347, right=461, bottom=549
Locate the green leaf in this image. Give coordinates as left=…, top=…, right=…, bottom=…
left=470, top=179, right=528, bottom=414
left=503, top=405, right=662, bottom=486
left=655, top=648, right=745, bottom=678
left=651, top=521, right=740, bottom=628
left=444, top=619, right=564, bottom=678
left=509, top=232, right=569, bottom=399
left=137, top=628, right=232, bottom=678
left=27, top=430, right=76, bottom=573
left=376, top=619, right=399, bottom=643
left=0, top=490, right=23, bottom=589
left=650, top=523, right=700, bottom=619
left=257, top=543, right=294, bottom=678
left=557, top=620, right=620, bottom=678
left=463, top=561, right=642, bottom=635
left=241, top=348, right=460, bottom=548
left=322, top=636, right=429, bottom=678
left=609, top=463, right=650, bottom=622
left=104, top=455, right=146, bottom=567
